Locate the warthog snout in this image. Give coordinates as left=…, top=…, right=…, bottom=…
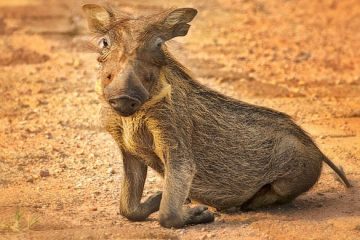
left=109, top=96, right=142, bottom=117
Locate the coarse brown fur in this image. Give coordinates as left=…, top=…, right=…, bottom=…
left=82, top=4, right=352, bottom=228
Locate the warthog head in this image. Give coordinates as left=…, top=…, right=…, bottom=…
left=83, top=4, right=197, bottom=116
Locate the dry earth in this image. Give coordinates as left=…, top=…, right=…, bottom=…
left=0, top=0, right=360, bottom=239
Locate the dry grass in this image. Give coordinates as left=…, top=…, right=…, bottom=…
left=0, top=208, right=40, bottom=232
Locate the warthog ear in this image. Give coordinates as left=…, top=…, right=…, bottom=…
left=82, top=4, right=113, bottom=33
left=161, top=8, right=198, bottom=40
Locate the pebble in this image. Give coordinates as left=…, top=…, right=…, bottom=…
left=108, top=167, right=116, bottom=175
left=59, top=163, right=67, bottom=169
left=26, top=176, right=34, bottom=183
left=40, top=169, right=50, bottom=177
left=73, top=59, right=80, bottom=68
left=45, top=132, right=53, bottom=139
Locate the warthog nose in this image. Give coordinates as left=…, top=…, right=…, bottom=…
left=109, top=96, right=141, bottom=116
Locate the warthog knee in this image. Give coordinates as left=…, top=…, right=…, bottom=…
left=119, top=209, right=148, bottom=222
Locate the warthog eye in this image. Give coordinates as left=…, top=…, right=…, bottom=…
left=98, top=36, right=110, bottom=49
left=103, top=74, right=112, bottom=85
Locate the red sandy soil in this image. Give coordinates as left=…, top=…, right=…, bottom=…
left=0, top=0, right=360, bottom=239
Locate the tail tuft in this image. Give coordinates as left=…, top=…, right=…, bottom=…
left=323, top=156, right=352, bottom=188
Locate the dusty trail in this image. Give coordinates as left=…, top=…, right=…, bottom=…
left=0, top=0, right=359, bottom=239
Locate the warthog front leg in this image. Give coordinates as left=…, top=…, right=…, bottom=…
left=159, top=159, right=214, bottom=228
left=119, top=152, right=162, bottom=221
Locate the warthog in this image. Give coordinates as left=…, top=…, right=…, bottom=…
left=82, top=4, right=351, bottom=228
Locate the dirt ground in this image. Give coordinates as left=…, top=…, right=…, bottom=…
left=0, top=0, right=360, bottom=239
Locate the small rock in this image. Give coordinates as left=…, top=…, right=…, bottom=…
left=91, top=207, right=98, bottom=211
left=45, top=132, right=53, bottom=139
left=93, top=191, right=101, bottom=196
left=40, top=169, right=50, bottom=177
left=73, top=59, right=80, bottom=68
left=294, top=51, right=311, bottom=63
left=108, top=167, right=116, bottom=175
left=59, top=163, right=67, bottom=169
left=26, top=176, right=34, bottom=183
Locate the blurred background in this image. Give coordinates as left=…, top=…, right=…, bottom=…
left=0, top=0, right=359, bottom=239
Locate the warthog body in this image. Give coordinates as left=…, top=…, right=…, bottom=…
left=83, top=4, right=351, bottom=228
